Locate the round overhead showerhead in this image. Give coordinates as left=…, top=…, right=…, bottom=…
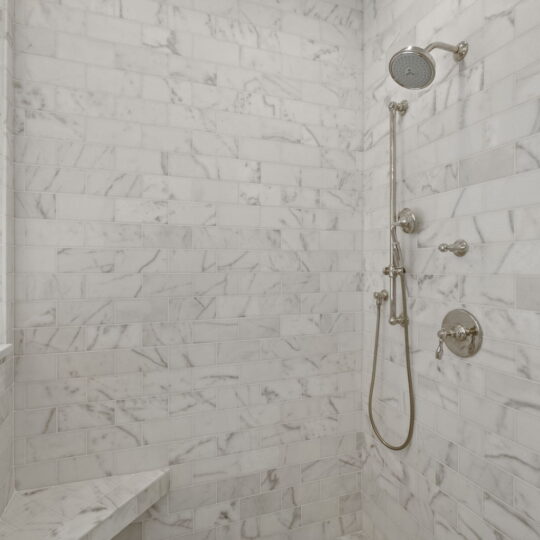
left=388, top=41, right=469, bottom=89
left=389, top=46, right=436, bottom=89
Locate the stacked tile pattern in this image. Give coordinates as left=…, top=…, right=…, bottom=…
left=0, top=0, right=14, bottom=516
left=361, top=0, right=540, bottom=539
left=13, top=0, right=364, bottom=538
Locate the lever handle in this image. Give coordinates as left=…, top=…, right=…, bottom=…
left=435, top=328, right=449, bottom=359
left=438, top=239, right=469, bottom=257
left=436, top=324, right=476, bottom=359
left=436, top=337, right=444, bottom=360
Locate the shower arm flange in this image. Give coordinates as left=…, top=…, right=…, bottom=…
left=425, top=40, right=469, bottom=61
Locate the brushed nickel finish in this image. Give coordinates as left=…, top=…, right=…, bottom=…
left=438, top=239, right=469, bottom=257
left=395, top=208, right=416, bottom=234
left=436, top=309, right=482, bottom=360
left=425, top=40, right=469, bottom=61
left=386, top=100, right=409, bottom=326
left=389, top=40, right=469, bottom=89
left=368, top=101, right=415, bottom=451
left=373, top=290, right=389, bottom=305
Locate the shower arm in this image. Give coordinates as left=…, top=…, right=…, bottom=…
left=425, top=42, right=458, bottom=53
left=424, top=41, right=469, bottom=61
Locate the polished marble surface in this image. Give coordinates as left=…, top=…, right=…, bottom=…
left=0, top=468, right=169, bottom=540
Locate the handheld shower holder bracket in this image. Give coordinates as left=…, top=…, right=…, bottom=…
left=383, top=266, right=405, bottom=277
left=394, top=208, right=416, bottom=234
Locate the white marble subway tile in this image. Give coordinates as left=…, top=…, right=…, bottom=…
left=168, top=343, right=214, bottom=369
left=114, top=444, right=169, bottom=475
left=88, top=424, right=142, bottom=454
left=15, top=2, right=85, bottom=33
left=87, top=373, right=142, bottom=402
left=58, top=351, right=115, bottom=378
left=115, top=298, right=169, bottom=324
left=86, top=324, right=141, bottom=351
left=115, top=200, right=168, bottom=224
left=143, top=369, right=191, bottom=395
left=15, top=408, right=56, bottom=438
left=58, top=300, right=114, bottom=326
left=170, top=390, right=217, bottom=418
left=516, top=412, right=540, bottom=453
left=19, top=327, right=85, bottom=355
left=87, top=274, right=142, bottom=299
left=485, top=432, right=540, bottom=488
left=484, top=492, right=540, bottom=540
left=57, top=33, right=116, bottom=70
left=58, top=402, right=115, bottom=431
left=116, top=347, right=169, bottom=373
left=14, top=300, right=56, bottom=329
left=116, top=148, right=164, bottom=175
left=460, top=449, right=513, bottom=506
left=15, top=355, right=54, bottom=385
left=460, top=275, right=514, bottom=307
left=170, top=483, right=216, bottom=513
left=57, top=194, right=114, bottom=222
left=15, top=192, right=55, bottom=219
left=460, top=391, right=514, bottom=438
left=169, top=436, right=217, bottom=467
left=116, top=396, right=168, bottom=424
left=514, top=477, right=540, bottom=526
left=142, top=321, right=192, bottom=346
left=458, top=210, right=514, bottom=244
left=16, top=52, right=86, bottom=88
left=141, top=175, right=190, bottom=201
left=142, top=224, right=192, bottom=249
left=17, top=218, right=84, bottom=246
left=169, top=202, right=217, bottom=227
left=142, top=416, right=191, bottom=448
left=170, top=297, right=216, bottom=321
left=58, top=452, right=115, bottom=484
left=142, top=25, right=192, bottom=58
left=516, top=276, right=540, bottom=310
left=26, top=431, right=86, bottom=463
left=86, top=171, right=143, bottom=198
left=516, top=131, right=540, bottom=173
left=85, top=223, right=142, bottom=248
left=55, top=87, right=115, bottom=119
left=435, top=408, right=484, bottom=455
left=142, top=274, right=192, bottom=297
left=15, top=164, right=86, bottom=194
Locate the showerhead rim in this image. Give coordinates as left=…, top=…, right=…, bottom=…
left=389, top=45, right=436, bottom=90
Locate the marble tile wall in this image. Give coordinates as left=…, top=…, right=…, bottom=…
left=0, top=0, right=14, bottom=516
left=361, top=0, right=540, bottom=539
left=12, top=0, right=364, bottom=538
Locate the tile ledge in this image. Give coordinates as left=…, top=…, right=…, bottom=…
left=0, top=344, right=12, bottom=362
left=0, top=468, right=170, bottom=540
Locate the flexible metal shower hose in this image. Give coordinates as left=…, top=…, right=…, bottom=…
left=368, top=272, right=415, bottom=450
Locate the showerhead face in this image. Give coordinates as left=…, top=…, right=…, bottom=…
left=389, top=46, right=436, bottom=89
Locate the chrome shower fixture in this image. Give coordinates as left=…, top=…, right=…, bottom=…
left=389, top=41, right=469, bottom=89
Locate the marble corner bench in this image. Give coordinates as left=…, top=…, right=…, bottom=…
left=0, top=468, right=169, bottom=540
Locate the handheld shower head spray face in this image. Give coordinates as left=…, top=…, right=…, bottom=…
left=389, top=46, right=436, bottom=89
left=389, top=41, right=469, bottom=89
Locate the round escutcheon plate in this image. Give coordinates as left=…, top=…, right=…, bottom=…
left=441, top=309, right=482, bottom=358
